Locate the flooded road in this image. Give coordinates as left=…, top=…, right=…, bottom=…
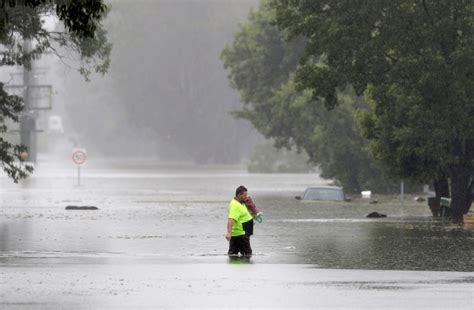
left=1, top=160, right=472, bottom=270
left=0, top=160, right=473, bottom=308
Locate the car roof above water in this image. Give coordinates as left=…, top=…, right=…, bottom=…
left=306, top=185, right=342, bottom=190
left=303, top=186, right=345, bottom=201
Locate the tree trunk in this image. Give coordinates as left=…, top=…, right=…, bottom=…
left=430, top=176, right=450, bottom=217
left=449, top=165, right=472, bottom=222
left=434, top=177, right=450, bottom=198
left=466, top=180, right=473, bottom=214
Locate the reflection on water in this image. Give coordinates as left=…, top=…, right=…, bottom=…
left=278, top=220, right=473, bottom=271
left=0, top=162, right=472, bottom=271
left=228, top=256, right=252, bottom=264
left=260, top=194, right=473, bottom=271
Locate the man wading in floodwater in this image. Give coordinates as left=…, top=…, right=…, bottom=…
left=226, top=185, right=262, bottom=257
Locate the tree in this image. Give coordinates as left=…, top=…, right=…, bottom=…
left=221, top=0, right=399, bottom=193
left=271, top=0, right=474, bottom=219
left=0, top=0, right=111, bottom=182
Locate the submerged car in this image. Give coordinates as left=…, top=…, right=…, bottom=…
left=295, top=186, right=350, bottom=201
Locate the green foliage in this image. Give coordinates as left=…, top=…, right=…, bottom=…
left=56, top=0, right=108, bottom=38
left=221, top=0, right=306, bottom=140
left=0, top=1, right=111, bottom=72
left=0, top=0, right=110, bottom=181
left=221, top=0, right=399, bottom=193
left=271, top=0, right=474, bottom=215
left=0, top=81, right=33, bottom=182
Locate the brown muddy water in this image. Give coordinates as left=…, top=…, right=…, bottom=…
left=0, top=161, right=472, bottom=272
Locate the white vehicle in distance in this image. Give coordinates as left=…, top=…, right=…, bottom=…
left=295, top=186, right=351, bottom=202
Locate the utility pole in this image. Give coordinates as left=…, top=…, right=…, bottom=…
left=19, top=40, right=37, bottom=163
left=401, top=180, right=405, bottom=217
left=6, top=40, right=54, bottom=163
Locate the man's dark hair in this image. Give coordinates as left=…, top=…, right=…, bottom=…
left=235, top=185, right=247, bottom=196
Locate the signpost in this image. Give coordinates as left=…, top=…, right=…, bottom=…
left=72, top=148, right=87, bottom=185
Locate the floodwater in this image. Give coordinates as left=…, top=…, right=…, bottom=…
left=1, top=160, right=473, bottom=309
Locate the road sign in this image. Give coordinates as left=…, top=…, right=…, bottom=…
left=72, top=148, right=87, bottom=165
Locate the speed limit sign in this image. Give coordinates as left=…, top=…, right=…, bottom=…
left=72, top=148, right=87, bottom=165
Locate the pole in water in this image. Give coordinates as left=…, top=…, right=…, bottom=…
left=400, top=180, right=404, bottom=216
left=72, top=148, right=86, bottom=186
